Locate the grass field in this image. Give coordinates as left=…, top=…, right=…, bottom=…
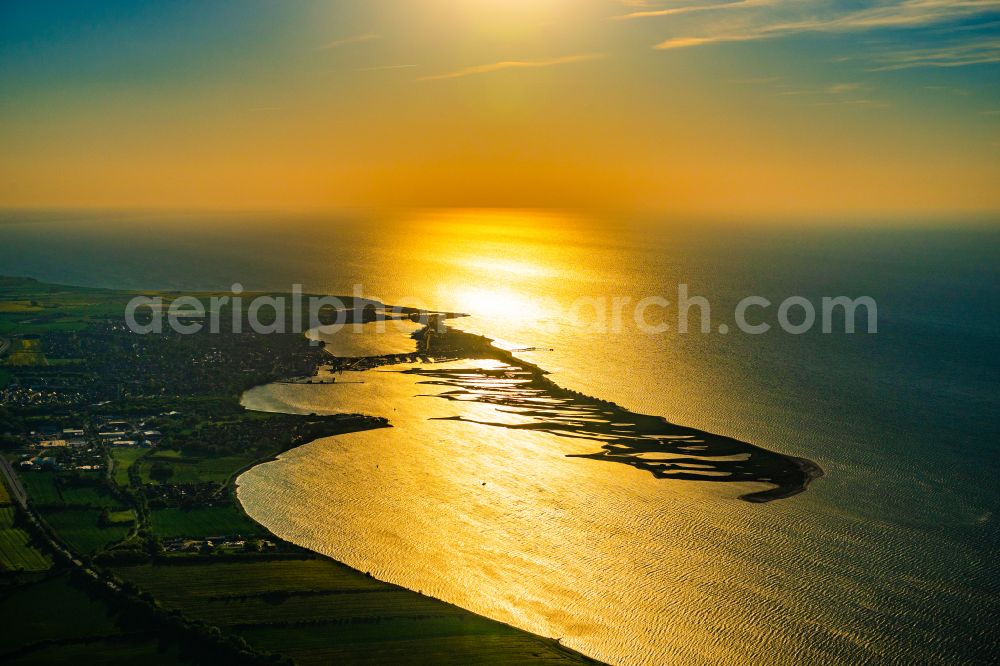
left=0, top=478, right=10, bottom=505
left=58, top=483, right=122, bottom=508
left=149, top=506, right=266, bottom=538
left=138, top=453, right=256, bottom=485
left=39, top=508, right=130, bottom=555
left=0, top=574, right=186, bottom=665
left=0, top=575, right=121, bottom=651
left=106, top=509, right=136, bottom=525
left=115, top=560, right=590, bottom=665
left=18, top=472, right=62, bottom=505
left=4, top=639, right=187, bottom=666
left=0, top=507, right=50, bottom=572
left=0, top=276, right=274, bottom=336
left=0, top=277, right=141, bottom=335
left=19, top=471, right=122, bottom=508
left=110, top=449, right=146, bottom=486
left=0, top=300, right=44, bottom=313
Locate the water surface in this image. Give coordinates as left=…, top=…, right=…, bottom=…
left=2, top=210, right=998, bottom=663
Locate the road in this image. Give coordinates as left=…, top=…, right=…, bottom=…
left=0, top=456, right=27, bottom=507
left=0, top=456, right=118, bottom=590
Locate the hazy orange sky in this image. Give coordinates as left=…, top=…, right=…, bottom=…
left=1, top=1, right=998, bottom=218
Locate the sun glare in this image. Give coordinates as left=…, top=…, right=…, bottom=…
left=447, top=285, right=546, bottom=323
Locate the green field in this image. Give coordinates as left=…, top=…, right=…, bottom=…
left=149, top=506, right=265, bottom=538
left=0, top=277, right=144, bottom=335
left=110, top=448, right=146, bottom=486
left=0, top=575, right=121, bottom=651
left=0, top=276, right=283, bottom=336
left=0, top=574, right=185, bottom=665
left=58, top=483, right=122, bottom=508
left=115, top=560, right=589, bottom=665
left=0, top=300, right=44, bottom=313
left=118, top=559, right=386, bottom=597
left=39, top=508, right=130, bottom=555
left=18, top=472, right=62, bottom=505
left=106, top=509, right=136, bottom=525
left=4, top=639, right=185, bottom=666
left=19, top=471, right=122, bottom=508
left=139, top=453, right=256, bottom=485
left=0, top=478, right=10, bottom=505
left=0, top=507, right=50, bottom=572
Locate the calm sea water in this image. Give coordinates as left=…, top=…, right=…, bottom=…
left=1, top=211, right=998, bottom=664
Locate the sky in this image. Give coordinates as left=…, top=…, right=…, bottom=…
left=0, top=0, right=998, bottom=219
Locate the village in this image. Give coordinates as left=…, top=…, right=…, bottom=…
left=17, top=416, right=162, bottom=473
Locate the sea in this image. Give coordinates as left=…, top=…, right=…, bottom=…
left=1, top=209, right=997, bottom=664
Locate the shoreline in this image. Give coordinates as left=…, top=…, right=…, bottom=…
left=231, top=432, right=604, bottom=666
left=414, top=321, right=824, bottom=502
left=232, top=316, right=825, bottom=662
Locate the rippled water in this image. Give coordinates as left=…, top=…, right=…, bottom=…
left=2, top=211, right=998, bottom=664
left=238, top=334, right=995, bottom=665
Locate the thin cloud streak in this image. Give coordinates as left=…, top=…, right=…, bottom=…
left=418, top=53, right=606, bottom=82
left=320, top=32, right=379, bottom=50
left=865, top=39, right=1000, bottom=70
left=650, top=0, right=1000, bottom=53
left=356, top=64, right=419, bottom=72
left=616, top=0, right=773, bottom=21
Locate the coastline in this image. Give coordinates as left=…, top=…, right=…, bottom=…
left=231, top=320, right=609, bottom=663
left=230, top=427, right=604, bottom=666
left=233, top=317, right=825, bottom=663
left=416, top=322, right=824, bottom=502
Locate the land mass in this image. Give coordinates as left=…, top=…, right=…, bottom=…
left=0, top=276, right=599, bottom=665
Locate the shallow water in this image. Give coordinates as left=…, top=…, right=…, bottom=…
left=238, top=351, right=993, bottom=664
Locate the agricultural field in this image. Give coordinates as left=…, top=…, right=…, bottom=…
left=5, top=336, right=47, bottom=366
left=118, top=559, right=387, bottom=597
left=0, top=574, right=185, bottom=665
left=4, top=640, right=186, bottom=666
left=105, top=509, right=136, bottom=525
left=0, top=277, right=142, bottom=336
left=58, top=482, right=122, bottom=508
left=39, top=508, right=131, bottom=555
left=19, top=471, right=121, bottom=508
left=0, top=506, right=50, bottom=572
left=0, top=575, right=122, bottom=650
left=138, top=452, right=256, bottom=485
left=18, top=472, right=62, bottom=506
left=115, top=559, right=588, bottom=666
left=0, top=300, right=44, bottom=313
left=149, top=506, right=266, bottom=538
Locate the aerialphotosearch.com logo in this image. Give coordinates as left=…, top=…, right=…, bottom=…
left=123, top=283, right=878, bottom=338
